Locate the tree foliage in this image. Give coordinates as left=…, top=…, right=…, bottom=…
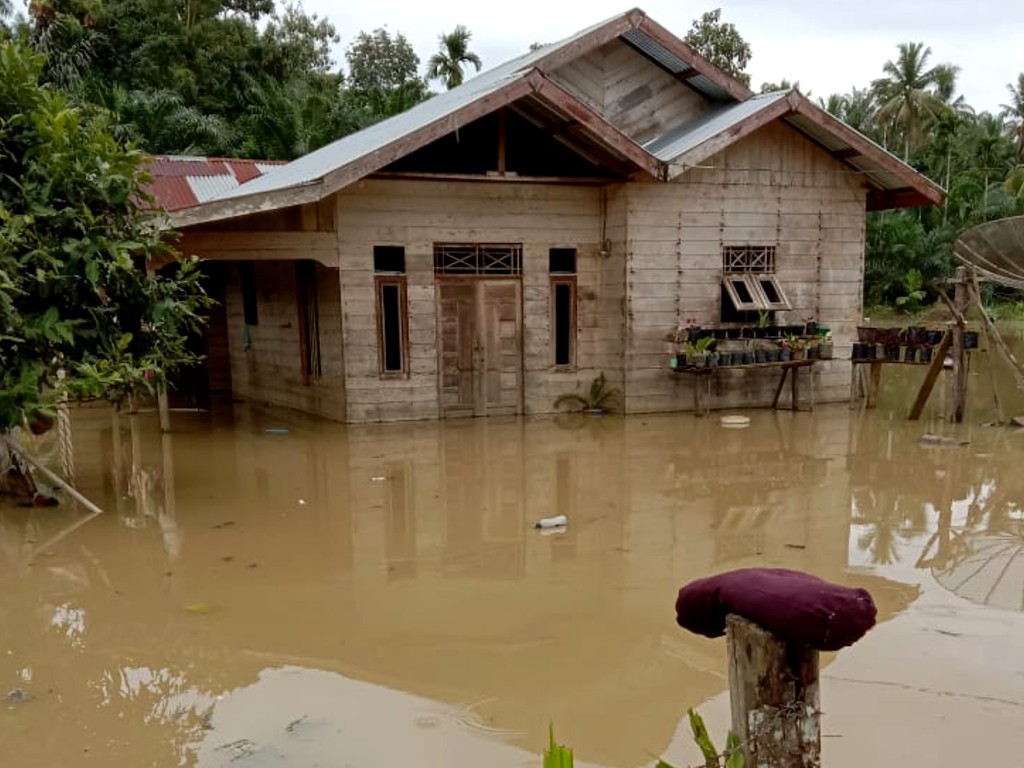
left=0, top=42, right=210, bottom=431
left=682, top=7, right=752, bottom=87
left=427, top=25, right=481, bottom=90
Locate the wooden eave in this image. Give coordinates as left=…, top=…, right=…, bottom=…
left=786, top=94, right=945, bottom=210
left=664, top=90, right=944, bottom=212
left=664, top=92, right=798, bottom=174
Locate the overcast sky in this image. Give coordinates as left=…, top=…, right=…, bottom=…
left=312, top=0, right=1021, bottom=114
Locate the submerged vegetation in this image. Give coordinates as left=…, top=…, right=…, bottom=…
left=554, top=373, right=622, bottom=413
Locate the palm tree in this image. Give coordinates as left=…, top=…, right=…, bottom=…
left=970, top=113, right=1016, bottom=214
left=1000, top=73, right=1024, bottom=162
left=238, top=75, right=359, bottom=160
left=872, top=42, right=950, bottom=160
left=426, top=25, right=481, bottom=90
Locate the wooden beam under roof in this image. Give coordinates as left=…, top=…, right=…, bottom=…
left=527, top=72, right=663, bottom=179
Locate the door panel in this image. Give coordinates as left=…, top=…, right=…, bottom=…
left=437, top=281, right=476, bottom=417
left=478, top=280, right=522, bottom=416
left=437, top=279, right=522, bottom=418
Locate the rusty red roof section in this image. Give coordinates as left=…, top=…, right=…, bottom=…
left=144, top=156, right=285, bottom=211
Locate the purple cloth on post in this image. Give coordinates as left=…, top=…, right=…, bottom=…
left=674, top=568, right=877, bottom=651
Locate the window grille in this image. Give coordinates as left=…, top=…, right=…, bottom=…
left=722, top=245, right=776, bottom=274
left=434, top=243, right=523, bottom=275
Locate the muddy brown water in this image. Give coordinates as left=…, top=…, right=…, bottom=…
left=3, top=334, right=1024, bottom=767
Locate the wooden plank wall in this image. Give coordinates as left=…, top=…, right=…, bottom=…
left=551, top=40, right=711, bottom=145
left=224, top=260, right=346, bottom=419
left=624, top=121, right=867, bottom=413
left=333, top=179, right=624, bottom=422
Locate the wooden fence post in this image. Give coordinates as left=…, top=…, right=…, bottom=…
left=950, top=266, right=969, bottom=423
left=727, top=615, right=821, bottom=768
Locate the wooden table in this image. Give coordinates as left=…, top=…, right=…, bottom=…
left=674, top=359, right=817, bottom=416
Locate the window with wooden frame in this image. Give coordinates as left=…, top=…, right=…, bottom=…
left=374, top=246, right=408, bottom=376
left=550, top=248, right=577, bottom=368
left=296, top=260, right=321, bottom=383
left=721, top=245, right=791, bottom=317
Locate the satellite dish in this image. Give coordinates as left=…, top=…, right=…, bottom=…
left=953, top=215, right=1024, bottom=290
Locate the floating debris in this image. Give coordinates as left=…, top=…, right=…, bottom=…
left=534, top=515, right=568, bottom=530
left=264, top=427, right=290, bottom=435
left=5, top=689, right=32, bottom=704
left=917, top=433, right=969, bottom=448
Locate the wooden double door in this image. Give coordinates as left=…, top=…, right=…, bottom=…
left=437, top=279, right=523, bottom=417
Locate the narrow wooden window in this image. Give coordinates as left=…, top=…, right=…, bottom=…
left=239, top=260, right=258, bottom=326
left=374, top=246, right=408, bottom=376
left=377, top=279, right=407, bottom=374
left=550, top=247, right=577, bottom=368
left=296, top=260, right=321, bottom=383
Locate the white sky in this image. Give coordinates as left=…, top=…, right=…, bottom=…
left=312, top=0, right=1022, bottom=114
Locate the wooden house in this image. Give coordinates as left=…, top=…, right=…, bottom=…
left=161, top=8, right=942, bottom=423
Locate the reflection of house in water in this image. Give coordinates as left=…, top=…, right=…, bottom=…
left=2, top=407, right=924, bottom=768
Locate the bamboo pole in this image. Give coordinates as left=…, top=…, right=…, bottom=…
left=1, top=437, right=104, bottom=516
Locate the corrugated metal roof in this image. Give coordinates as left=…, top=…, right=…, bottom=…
left=144, top=156, right=284, bottom=210
left=644, top=91, right=789, bottom=161
left=200, top=9, right=741, bottom=207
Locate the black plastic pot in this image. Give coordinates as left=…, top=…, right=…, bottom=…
left=925, top=329, right=943, bottom=345
left=885, top=345, right=901, bottom=361
left=964, top=331, right=979, bottom=349
left=906, top=326, right=926, bottom=345
left=920, top=347, right=933, bottom=364
left=904, top=347, right=918, bottom=363
left=742, top=351, right=755, bottom=365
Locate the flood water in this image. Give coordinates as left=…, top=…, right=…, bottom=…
left=3, top=335, right=1024, bottom=768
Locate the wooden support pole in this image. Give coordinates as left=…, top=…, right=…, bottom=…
left=866, top=361, right=882, bottom=409
left=158, top=387, right=171, bottom=433
left=950, top=266, right=969, bottom=423
left=727, top=615, right=821, bottom=768
left=908, top=331, right=953, bottom=421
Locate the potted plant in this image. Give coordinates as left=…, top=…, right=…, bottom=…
left=818, top=332, right=834, bottom=360
left=784, top=335, right=807, bottom=360
left=554, top=373, right=621, bottom=414
left=754, top=340, right=768, bottom=364
left=690, top=336, right=715, bottom=368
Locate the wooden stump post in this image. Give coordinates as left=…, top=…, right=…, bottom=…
left=726, top=615, right=821, bottom=768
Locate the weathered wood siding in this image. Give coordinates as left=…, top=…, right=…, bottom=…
left=333, top=179, right=626, bottom=422
left=624, top=121, right=867, bottom=413
left=551, top=40, right=711, bottom=145
left=224, top=260, right=346, bottom=419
